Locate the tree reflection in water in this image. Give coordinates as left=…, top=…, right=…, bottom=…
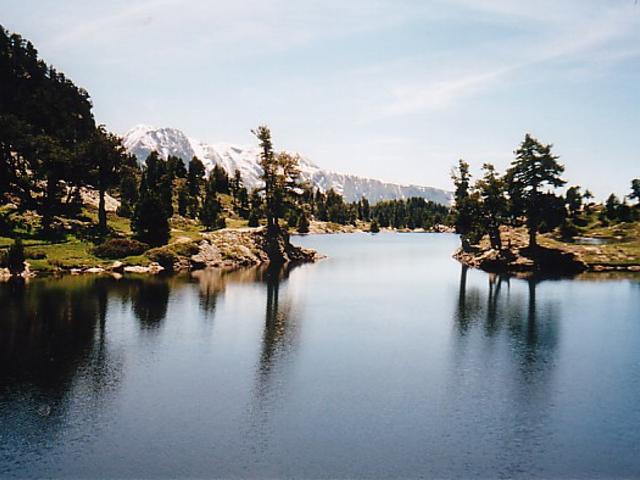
left=452, top=265, right=562, bottom=477
left=247, top=264, right=301, bottom=447
left=0, top=276, right=125, bottom=473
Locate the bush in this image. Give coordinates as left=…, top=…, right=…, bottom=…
left=559, top=220, right=579, bottom=241
left=146, top=242, right=199, bottom=271
left=6, top=238, right=25, bottom=275
left=25, top=250, right=47, bottom=260
left=370, top=220, right=380, bottom=233
left=248, top=212, right=260, bottom=227
left=297, top=213, right=310, bottom=234
left=93, top=238, right=149, bottom=259
left=146, top=249, right=176, bottom=271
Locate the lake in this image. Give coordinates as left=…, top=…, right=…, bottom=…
left=1, top=233, right=639, bottom=478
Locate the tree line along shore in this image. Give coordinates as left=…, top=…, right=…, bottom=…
left=1, top=24, right=639, bottom=278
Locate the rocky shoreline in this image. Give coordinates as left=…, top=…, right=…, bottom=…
left=0, top=228, right=319, bottom=280
left=452, top=227, right=640, bottom=277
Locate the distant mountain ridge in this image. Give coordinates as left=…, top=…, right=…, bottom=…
left=122, top=125, right=452, bottom=204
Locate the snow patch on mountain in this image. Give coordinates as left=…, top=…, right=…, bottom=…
left=122, top=125, right=452, bottom=205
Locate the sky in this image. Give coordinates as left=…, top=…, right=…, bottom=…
left=3, top=0, right=639, bottom=199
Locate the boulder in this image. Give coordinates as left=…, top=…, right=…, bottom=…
left=84, top=267, right=105, bottom=274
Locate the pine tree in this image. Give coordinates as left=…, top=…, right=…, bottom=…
left=251, top=126, right=301, bottom=232
left=506, top=134, right=565, bottom=248
left=476, top=163, right=507, bottom=250
left=186, top=156, right=205, bottom=218
left=630, top=179, right=640, bottom=204
left=177, top=183, right=190, bottom=217
left=6, top=238, right=25, bottom=275
left=117, top=154, right=140, bottom=218
left=451, top=159, right=483, bottom=250
left=297, top=211, right=310, bottom=233
left=85, top=125, right=126, bottom=233
left=605, top=193, right=620, bottom=220
left=132, top=169, right=170, bottom=247
left=565, top=186, right=583, bottom=219
left=200, top=174, right=225, bottom=230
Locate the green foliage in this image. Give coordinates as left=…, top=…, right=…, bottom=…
left=131, top=165, right=171, bottom=247
left=507, top=134, right=565, bottom=247
left=630, top=179, right=640, bottom=203
left=565, top=186, right=583, bottom=218
left=251, top=126, right=301, bottom=231
left=211, top=164, right=230, bottom=194
left=297, top=212, right=310, bottom=233
left=369, top=197, right=448, bottom=230
left=605, top=194, right=621, bottom=220
left=4, top=238, right=25, bottom=274
left=451, top=159, right=484, bottom=249
left=117, top=155, right=140, bottom=218
left=248, top=211, right=260, bottom=228
left=475, top=163, right=507, bottom=249
left=200, top=175, right=225, bottom=230
left=92, top=238, right=149, bottom=259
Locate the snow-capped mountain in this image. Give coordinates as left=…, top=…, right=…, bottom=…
left=123, top=125, right=452, bottom=204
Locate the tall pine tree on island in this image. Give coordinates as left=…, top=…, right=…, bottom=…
left=475, top=163, right=507, bottom=250
left=451, top=159, right=483, bottom=251
left=251, top=125, right=301, bottom=234
left=506, top=134, right=565, bottom=249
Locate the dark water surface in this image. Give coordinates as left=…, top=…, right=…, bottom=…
left=1, top=233, right=639, bottom=478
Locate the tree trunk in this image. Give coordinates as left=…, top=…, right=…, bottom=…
left=528, top=227, right=537, bottom=249
left=98, top=186, right=107, bottom=233
left=489, top=227, right=502, bottom=250
left=42, top=174, right=58, bottom=233
left=460, top=234, right=472, bottom=252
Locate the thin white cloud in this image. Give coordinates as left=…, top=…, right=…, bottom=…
left=371, top=2, right=640, bottom=119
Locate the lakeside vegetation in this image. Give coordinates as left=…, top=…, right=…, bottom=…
left=450, top=134, right=640, bottom=274
left=0, top=25, right=451, bottom=276
left=1, top=24, right=638, bottom=277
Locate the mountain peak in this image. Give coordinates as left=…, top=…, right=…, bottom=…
left=122, top=126, right=452, bottom=204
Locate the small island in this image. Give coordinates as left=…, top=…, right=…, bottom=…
left=449, top=136, right=640, bottom=276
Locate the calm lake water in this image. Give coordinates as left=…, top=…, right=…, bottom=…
left=1, top=233, right=640, bottom=478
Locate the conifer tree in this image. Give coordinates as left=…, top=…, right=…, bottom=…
left=85, top=125, right=126, bottom=232
left=200, top=174, right=225, bottom=230
left=117, top=154, right=140, bottom=218
left=451, top=159, right=483, bottom=250
left=476, top=163, right=507, bottom=250
left=186, top=156, right=205, bottom=218
left=6, top=238, right=25, bottom=275
left=506, top=134, right=565, bottom=248
left=605, top=193, right=620, bottom=220
left=630, top=179, right=640, bottom=204
left=297, top=211, right=310, bottom=233
left=131, top=169, right=171, bottom=246
left=251, top=125, right=301, bottom=232
left=565, top=186, right=583, bottom=219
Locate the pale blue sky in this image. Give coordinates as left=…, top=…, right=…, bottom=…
left=4, top=0, right=639, bottom=198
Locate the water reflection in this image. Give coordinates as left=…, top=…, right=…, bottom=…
left=451, top=266, right=564, bottom=476
left=248, top=265, right=301, bottom=448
